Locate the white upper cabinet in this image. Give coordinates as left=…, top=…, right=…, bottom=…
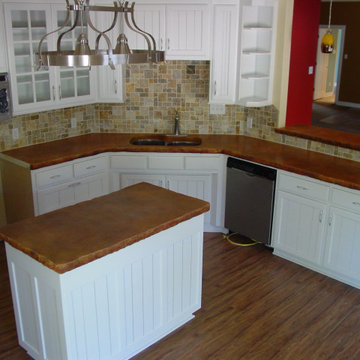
left=125, top=2, right=210, bottom=60
left=209, top=0, right=278, bottom=107
left=165, top=5, right=209, bottom=59
left=52, top=4, right=95, bottom=105
left=0, top=4, right=8, bottom=73
left=4, top=4, right=54, bottom=113
left=4, top=2, right=96, bottom=115
left=94, top=7, right=124, bottom=102
left=209, top=2, right=239, bottom=103
left=125, top=4, right=166, bottom=52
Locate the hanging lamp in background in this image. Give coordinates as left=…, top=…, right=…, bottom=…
left=36, top=0, right=165, bottom=70
left=321, top=0, right=334, bottom=53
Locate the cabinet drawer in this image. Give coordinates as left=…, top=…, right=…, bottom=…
left=110, top=155, right=147, bottom=169
left=148, top=156, right=184, bottom=170
left=278, top=173, right=329, bottom=202
left=185, top=156, right=220, bottom=170
left=74, top=157, right=107, bottom=178
left=332, top=188, right=360, bottom=213
left=35, top=165, right=73, bottom=188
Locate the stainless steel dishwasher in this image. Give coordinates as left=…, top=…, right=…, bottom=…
left=225, top=157, right=277, bottom=245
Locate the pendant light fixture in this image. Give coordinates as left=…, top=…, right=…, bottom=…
left=36, top=0, right=165, bottom=70
left=321, top=0, right=334, bottom=53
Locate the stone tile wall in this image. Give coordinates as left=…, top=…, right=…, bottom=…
left=1, top=60, right=360, bottom=163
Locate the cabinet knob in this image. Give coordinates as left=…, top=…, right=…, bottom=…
left=328, top=215, right=333, bottom=226
left=114, top=80, right=118, bottom=94
left=52, top=86, right=56, bottom=101
left=68, top=182, right=81, bottom=188
left=59, top=85, right=62, bottom=100
left=319, top=210, right=323, bottom=223
left=167, top=38, right=170, bottom=50
left=214, top=81, right=217, bottom=96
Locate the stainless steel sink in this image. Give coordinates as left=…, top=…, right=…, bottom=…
left=130, top=138, right=165, bottom=146
left=130, top=136, right=201, bottom=146
left=167, top=140, right=201, bottom=146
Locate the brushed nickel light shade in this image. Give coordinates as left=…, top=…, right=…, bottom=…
left=36, top=0, right=165, bottom=70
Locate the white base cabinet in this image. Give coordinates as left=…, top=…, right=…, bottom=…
left=5, top=214, right=205, bottom=360
left=273, top=171, right=360, bottom=290
left=323, top=206, right=360, bottom=283
left=110, top=153, right=226, bottom=232
left=31, top=154, right=110, bottom=216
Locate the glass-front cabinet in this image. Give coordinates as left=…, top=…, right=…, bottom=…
left=4, top=3, right=95, bottom=115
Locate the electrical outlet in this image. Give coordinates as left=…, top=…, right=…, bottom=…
left=247, top=117, right=253, bottom=128
left=71, top=117, right=77, bottom=128
left=210, top=104, right=226, bottom=115
left=12, top=128, right=19, bottom=140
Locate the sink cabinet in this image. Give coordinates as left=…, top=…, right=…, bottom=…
left=273, top=171, right=360, bottom=289
left=0, top=152, right=226, bottom=232
left=110, top=153, right=226, bottom=232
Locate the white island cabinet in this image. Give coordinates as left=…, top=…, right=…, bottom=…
left=1, top=183, right=209, bottom=360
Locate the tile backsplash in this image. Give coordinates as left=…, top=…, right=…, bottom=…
left=1, top=60, right=360, bottom=163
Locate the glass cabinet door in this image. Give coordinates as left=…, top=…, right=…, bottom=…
left=54, top=6, right=92, bottom=102
left=5, top=5, right=54, bottom=109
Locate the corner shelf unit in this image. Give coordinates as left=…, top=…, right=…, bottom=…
left=238, top=0, right=277, bottom=107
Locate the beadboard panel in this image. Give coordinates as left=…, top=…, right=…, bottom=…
left=5, top=214, right=204, bottom=360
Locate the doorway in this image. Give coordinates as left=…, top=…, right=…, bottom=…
left=313, top=25, right=344, bottom=104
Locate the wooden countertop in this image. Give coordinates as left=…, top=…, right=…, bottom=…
left=2, top=133, right=360, bottom=190
left=0, top=182, right=210, bottom=273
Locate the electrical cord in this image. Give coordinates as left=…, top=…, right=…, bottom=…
left=222, top=232, right=259, bottom=247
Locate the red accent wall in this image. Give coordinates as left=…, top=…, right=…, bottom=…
left=286, top=0, right=321, bottom=126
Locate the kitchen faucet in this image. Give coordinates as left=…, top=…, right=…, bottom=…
left=173, top=110, right=181, bottom=136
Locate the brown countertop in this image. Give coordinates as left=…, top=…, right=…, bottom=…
left=276, top=125, right=360, bottom=151
left=0, top=182, right=210, bottom=273
left=2, top=133, right=360, bottom=190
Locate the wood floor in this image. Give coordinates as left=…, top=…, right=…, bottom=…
left=1, top=233, right=360, bottom=360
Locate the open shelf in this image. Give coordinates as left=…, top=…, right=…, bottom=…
left=237, top=1, right=276, bottom=107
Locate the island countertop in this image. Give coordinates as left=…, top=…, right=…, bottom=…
left=0, top=182, right=210, bottom=273
left=2, top=133, right=360, bottom=190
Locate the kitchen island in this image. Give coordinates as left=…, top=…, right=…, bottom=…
left=0, top=182, right=209, bottom=360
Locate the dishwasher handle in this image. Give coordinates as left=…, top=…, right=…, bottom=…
left=227, top=157, right=276, bottom=181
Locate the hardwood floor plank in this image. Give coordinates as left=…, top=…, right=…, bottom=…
left=1, top=234, right=360, bottom=360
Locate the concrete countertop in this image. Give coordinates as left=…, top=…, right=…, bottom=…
left=0, top=182, right=210, bottom=273
left=2, top=133, right=360, bottom=190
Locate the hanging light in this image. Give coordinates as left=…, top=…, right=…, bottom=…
left=36, top=0, right=165, bottom=70
left=321, top=0, right=334, bottom=53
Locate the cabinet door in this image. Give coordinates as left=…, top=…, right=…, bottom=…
left=52, top=5, right=95, bottom=106
left=273, top=191, right=327, bottom=266
left=166, top=5, right=209, bottom=59
left=118, top=173, right=166, bottom=189
left=4, top=4, right=55, bottom=114
left=167, top=174, right=212, bottom=223
left=323, top=207, right=360, bottom=282
left=95, top=9, right=124, bottom=102
left=209, top=4, right=238, bottom=103
left=37, top=174, right=108, bottom=215
left=0, top=4, right=8, bottom=72
left=125, top=4, right=165, bottom=52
